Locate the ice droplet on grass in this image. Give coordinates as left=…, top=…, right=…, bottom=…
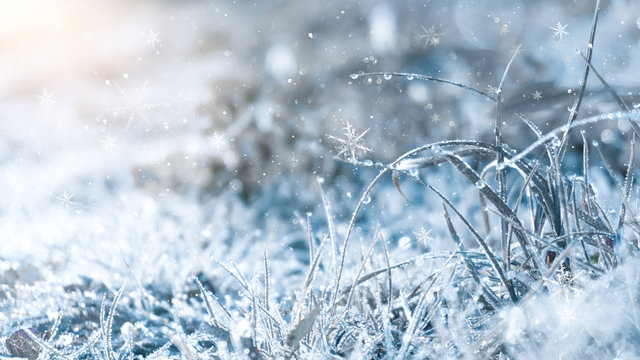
left=383, top=73, right=392, bottom=80
left=350, top=73, right=359, bottom=80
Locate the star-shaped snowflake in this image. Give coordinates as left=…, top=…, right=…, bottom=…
left=550, top=21, right=569, bottom=41
left=414, top=226, right=433, bottom=247
left=500, top=24, right=509, bottom=36
left=531, top=90, right=543, bottom=101
left=36, top=89, right=55, bottom=108
left=327, top=122, right=371, bottom=163
left=431, top=113, right=441, bottom=123
left=207, top=131, right=226, bottom=152
left=143, top=30, right=162, bottom=50
left=418, top=25, right=442, bottom=47
left=101, top=135, right=117, bottom=152
left=56, top=192, right=75, bottom=210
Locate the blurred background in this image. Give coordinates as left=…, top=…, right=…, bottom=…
left=2, top=0, right=639, bottom=202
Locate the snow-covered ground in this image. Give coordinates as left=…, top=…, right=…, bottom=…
left=1, top=0, right=640, bottom=359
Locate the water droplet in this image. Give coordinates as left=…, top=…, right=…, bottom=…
left=475, top=181, right=486, bottom=189
left=550, top=136, right=561, bottom=148
left=383, top=73, right=392, bottom=80
left=398, top=236, right=412, bottom=250
left=316, top=176, right=325, bottom=184
left=409, top=168, right=419, bottom=177
left=308, top=32, right=315, bottom=39
left=363, top=195, right=372, bottom=204
left=591, top=140, right=599, bottom=147
left=346, top=192, right=352, bottom=198
left=350, top=73, right=359, bottom=80
left=406, top=75, right=415, bottom=80
left=363, top=159, right=373, bottom=166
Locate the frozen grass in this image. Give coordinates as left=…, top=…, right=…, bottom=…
left=2, top=1, right=640, bottom=359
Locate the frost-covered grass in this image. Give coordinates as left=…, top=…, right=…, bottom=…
left=2, top=0, right=640, bottom=359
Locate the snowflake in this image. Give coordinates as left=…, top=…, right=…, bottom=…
left=414, top=226, right=433, bottom=248
left=550, top=21, right=569, bottom=41
left=56, top=192, right=75, bottom=210
left=418, top=25, right=442, bottom=47
left=112, top=83, right=169, bottom=128
left=431, top=113, right=441, bottom=123
left=143, top=30, right=162, bottom=50
left=531, top=90, right=543, bottom=101
left=486, top=84, right=498, bottom=95
left=500, top=24, right=509, bottom=36
left=207, top=131, right=226, bottom=152
left=36, top=89, right=55, bottom=108
left=327, top=122, right=371, bottom=163
left=101, top=135, right=117, bottom=152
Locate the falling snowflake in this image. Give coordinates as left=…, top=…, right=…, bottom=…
left=486, top=84, right=498, bottom=95
left=143, top=30, right=162, bottom=50
left=56, top=192, right=75, bottom=210
left=208, top=131, right=226, bottom=152
left=531, top=90, right=543, bottom=101
left=418, top=25, right=442, bottom=47
left=327, top=122, right=371, bottom=163
left=431, top=113, right=441, bottom=123
left=414, top=226, right=433, bottom=248
left=101, top=135, right=117, bottom=152
left=550, top=21, right=569, bottom=41
left=112, top=83, right=169, bottom=128
left=36, top=89, right=55, bottom=108
left=500, top=24, right=509, bottom=36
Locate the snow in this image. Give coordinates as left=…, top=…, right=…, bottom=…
left=0, top=0, right=640, bottom=359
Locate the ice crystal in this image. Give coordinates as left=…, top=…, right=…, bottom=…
left=327, top=122, right=372, bottom=163
left=143, top=30, right=162, bottom=50
left=531, top=90, right=543, bottom=101
left=36, top=89, right=55, bottom=108
left=418, top=25, right=442, bottom=47
left=550, top=21, right=569, bottom=40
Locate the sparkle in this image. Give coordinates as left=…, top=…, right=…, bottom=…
left=327, top=122, right=371, bottom=163
left=431, top=113, right=441, bottom=123
left=143, top=30, right=162, bottom=50
left=550, top=21, right=569, bottom=41
left=56, top=192, right=75, bottom=210
left=36, top=89, right=55, bottom=108
left=417, top=25, right=442, bottom=47
left=531, top=90, right=543, bottom=101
